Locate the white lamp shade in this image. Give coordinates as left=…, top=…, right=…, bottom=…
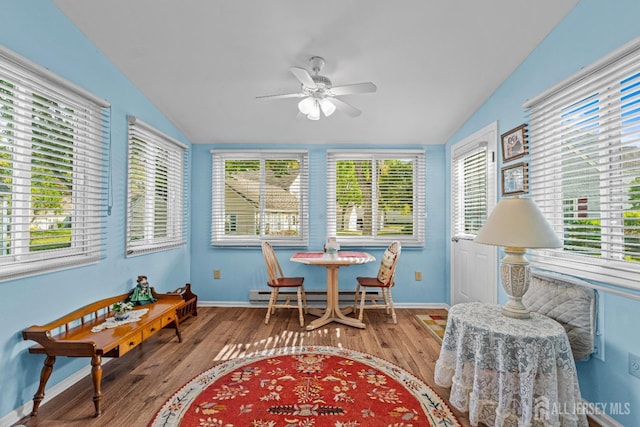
left=475, top=196, right=561, bottom=249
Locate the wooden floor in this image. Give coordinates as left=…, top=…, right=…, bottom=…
left=16, top=307, right=463, bottom=426
left=14, top=307, right=597, bottom=427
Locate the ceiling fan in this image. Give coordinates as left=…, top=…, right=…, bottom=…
left=257, top=56, right=377, bottom=120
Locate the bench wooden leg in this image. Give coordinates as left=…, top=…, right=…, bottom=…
left=174, top=316, right=182, bottom=343
left=31, top=355, right=55, bottom=416
left=164, top=317, right=183, bottom=342
left=91, top=355, right=103, bottom=417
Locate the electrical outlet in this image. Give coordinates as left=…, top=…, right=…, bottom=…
left=213, top=269, right=221, bottom=279
left=630, top=352, right=640, bottom=379
left=415, top=271, right=422, bottom=281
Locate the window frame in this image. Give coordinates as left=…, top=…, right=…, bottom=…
left=125, top=116, right=188, bottom=257
left=0, top=46, right=110, bottom=282
left=326, top=149, right=426, bottom=247
left=211, top=149, right=309, bottom=247
left=525, top=37, right=640, bottom=290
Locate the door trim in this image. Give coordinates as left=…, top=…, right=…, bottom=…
left=450, top=122, right=498, bottom=305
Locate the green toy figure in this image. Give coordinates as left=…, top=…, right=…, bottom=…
left=129, top=275, right=156, bottom=305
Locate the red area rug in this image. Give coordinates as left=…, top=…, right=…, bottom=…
left=150, top=346, right=460, bottom=426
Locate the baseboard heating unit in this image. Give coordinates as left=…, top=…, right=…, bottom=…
left=249, top=289, right=382, bottom=305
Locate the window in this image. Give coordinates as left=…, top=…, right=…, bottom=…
left=126, top=116, right=188, bottom=256
left=0, top=47, right=110, bottom=281
left=452, top=142, right=492, bottom=237
left=211, top=150, right=309, bottom=246
left=327, top=150, right=426, bottom=246
left=526, top=38, right=640, bottom=289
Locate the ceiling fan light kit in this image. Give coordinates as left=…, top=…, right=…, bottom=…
left=319, top=98, right=336, bottom=116
left=258, top=56, right=377, bottom=120
left=297, top=96, right=316, bottom=114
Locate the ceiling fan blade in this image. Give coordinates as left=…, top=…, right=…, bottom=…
left=290, top=67, right=317, bottom=89
left=329, top=82, right=377, bottom=96
left=330, top=97, right=362, bottom=117
left=256, top=92, right=305, bottom=100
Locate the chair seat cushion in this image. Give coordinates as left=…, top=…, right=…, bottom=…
left=269, top=277, right=304, bottom=287
left=357, top=276, right=388, bottom=288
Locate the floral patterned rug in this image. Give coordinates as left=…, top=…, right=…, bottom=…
left=150, top=346, right=460, bottom=427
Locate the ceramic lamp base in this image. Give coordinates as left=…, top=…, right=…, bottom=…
left=500, top=247, right=531, bottom=319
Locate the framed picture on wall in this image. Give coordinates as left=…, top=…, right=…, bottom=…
left=501, top=124, right=528, bottom=162
left=502, top=162, right=528, bottom=195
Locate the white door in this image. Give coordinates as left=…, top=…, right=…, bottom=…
left=450, top=122, right=498, bottom=305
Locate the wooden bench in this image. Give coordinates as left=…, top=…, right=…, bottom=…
left=22, top=289, right=185, bottom=417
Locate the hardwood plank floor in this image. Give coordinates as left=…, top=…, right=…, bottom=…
left=12, top=307, right=594, bottom=427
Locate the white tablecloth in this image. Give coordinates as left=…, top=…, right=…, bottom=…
left=434, top=302, right=588, bottom=427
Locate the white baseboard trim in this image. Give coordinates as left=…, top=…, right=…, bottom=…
left=199, top=300, right=253, bottom=307
left=584, top=399, right=624, bottom=427
left=394, top=302, right=450, bottom=309
left=0, top=358, right=112, bottom=427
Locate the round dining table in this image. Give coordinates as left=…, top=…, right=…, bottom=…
left=290, top=251, right=375, bottom=330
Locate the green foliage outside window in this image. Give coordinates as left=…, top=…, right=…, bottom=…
left=335, top=159, right=414, bottom=237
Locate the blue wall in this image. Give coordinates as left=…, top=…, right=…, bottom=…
left=0, top=1, right=192, bottom=420
left=444, top=0, right=640, bottom=424
left=189, top=144, right=448, bottom=304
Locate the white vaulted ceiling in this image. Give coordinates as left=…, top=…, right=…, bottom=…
left=52, top=0, right=579, bottom=145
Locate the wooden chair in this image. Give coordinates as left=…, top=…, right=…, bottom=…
left=353, top=241, right=401, bottom=324
left=261, top=241, right=307, bottom=327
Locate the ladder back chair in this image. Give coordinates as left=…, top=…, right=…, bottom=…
left=261, top=241, right=307, bottom=327
left=353, top=241, right=401, bottom=324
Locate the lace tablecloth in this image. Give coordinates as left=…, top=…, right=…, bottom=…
left=434, top=302, right=588, bottom=427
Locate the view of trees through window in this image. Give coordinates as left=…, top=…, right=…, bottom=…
left=334, top=159, right=414, bottom=237
left=1, top=82, right=75, bottom=255
left=128, top=139, right=171, bottom=242
left=1, top=47, right=106, bottom=279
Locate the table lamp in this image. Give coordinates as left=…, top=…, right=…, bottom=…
left=474, top=196, right=561, bottom=319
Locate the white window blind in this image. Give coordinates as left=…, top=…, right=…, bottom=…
left=525, top=37, right=640, bottom=289
left=452, top=143, right=489, bottom=238
left=326, top=150, right=426, bottom=246
left=0, top=46, right=110, bottom=281
left=211, top=150, right=309, bottom=246
left=126, top=116, right=188, bottom=256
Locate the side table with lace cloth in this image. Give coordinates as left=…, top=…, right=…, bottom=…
left=434, top=302, right=588, bottom=427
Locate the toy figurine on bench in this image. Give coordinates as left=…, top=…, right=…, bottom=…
left=129, top=275, right=156, bottom=305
